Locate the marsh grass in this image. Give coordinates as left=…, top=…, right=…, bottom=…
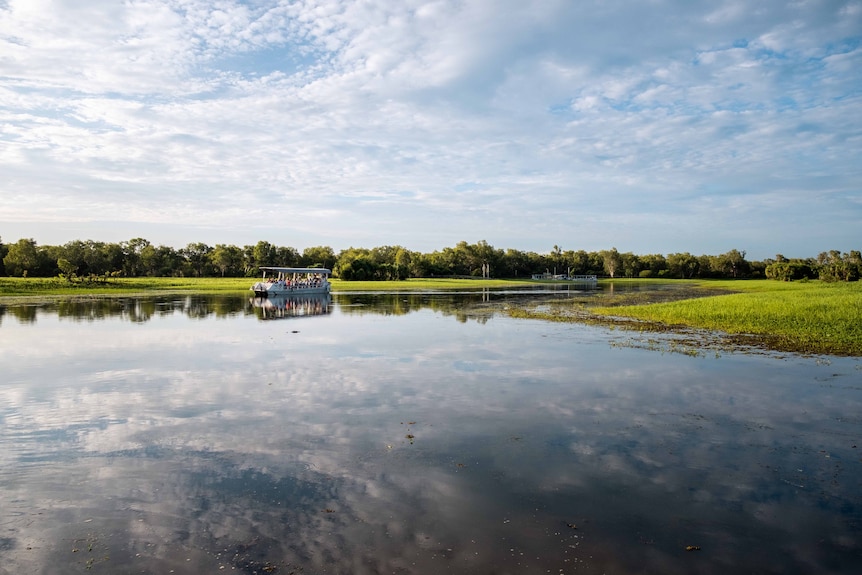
left=0, top=276, right=538, bottom=297
left=591, top=280, right=862, bottom=356
left=330, top=278, right=535, bottom=291
left=0, top=276, right=252, bottom=296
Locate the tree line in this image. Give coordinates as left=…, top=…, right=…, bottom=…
left=0, top=236, right=859, bottom=282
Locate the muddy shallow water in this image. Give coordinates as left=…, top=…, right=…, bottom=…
left=1, top=290, right=860, bottom=574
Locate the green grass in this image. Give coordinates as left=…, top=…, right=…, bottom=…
left=0, top=276, right=541, bottom=297
left=330, top=278, right=537, bottom=291
left=0, top=276, right=253, bottom=296
left=592, top=280, right=862, bottom=356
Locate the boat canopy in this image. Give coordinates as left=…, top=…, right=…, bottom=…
left=259, top=267, right=331, bottom=275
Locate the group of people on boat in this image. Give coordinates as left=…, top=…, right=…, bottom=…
left=266, top=275, right=325, bottom=290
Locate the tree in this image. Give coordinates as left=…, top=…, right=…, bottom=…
left=121, top=238, right=151, bottom=277
left=0, top=236, right=7, bottom=276
left=712, top=249, right=749, bottom=278
left=100, top=242, right=126, bottom=275
left=3, top=238, right=40, bottom=277
left=183, top=242, right=212, bottom=277
left=564, top=250, right=590, bottom=276
left=301, top=246, right=335, bottom=269
left=551, top=245, right=563, bottom=274
left=667, top=252, right=699, bottom=279
left=600, top=248, right=622, bottom=278
left=276, top=246, right=301, bottom=267
left=139, top=244, right=160, bottom=276
left=394, top=247, right=413, bottom=280
left=765, top=259, right=814, bottom=281
left=619, top=252, right=641, bottom=278
left=252, top=241, right=278, bottom=268
left=209, top=244, right=243, bottom=276
left=817, top=250, right=861, bottom=282
left=57, top=257, right=78, bottom=281
left=639, top=254, right=668, bottom=277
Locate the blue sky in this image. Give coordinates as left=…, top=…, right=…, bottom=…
left=1, top=0, right=860, bottom=260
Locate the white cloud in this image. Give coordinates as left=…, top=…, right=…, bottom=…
left=0, top=0, right=860, bottom=257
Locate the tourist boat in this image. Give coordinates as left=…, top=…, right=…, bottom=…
left=250, top=267, right=331, bottom=297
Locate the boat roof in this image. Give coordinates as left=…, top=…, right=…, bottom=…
left=260, top=266, right=331, bottom=274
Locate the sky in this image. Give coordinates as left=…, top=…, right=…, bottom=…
left=1, top=0, right=860, bottom=260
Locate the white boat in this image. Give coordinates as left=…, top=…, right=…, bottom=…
left=250, top=267, right=331, bottom=297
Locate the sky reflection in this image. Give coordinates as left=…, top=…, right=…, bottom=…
left=0, top=294, right=860, bottom=574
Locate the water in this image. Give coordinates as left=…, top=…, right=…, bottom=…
left=0, top=292, right=860, bottom=574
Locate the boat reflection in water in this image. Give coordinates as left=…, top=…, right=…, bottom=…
left=249, top=293, right=332, bottom=320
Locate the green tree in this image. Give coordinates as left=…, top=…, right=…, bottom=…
left=252, top=241, right=278, bottom=268
left=563, top=250, right=590, bottom=276
left=600, top=248, right=622, bottom=278
left=765, top=259, right=814, bottom=281
left=712, top=249, right=749, bottom=278
left=667, top=252, right=699, bottom=278
left=394, top=247, right=415, bottom=279
left=3, top=238, right=40, bottom=277
left=100, top=242, right=126, bottom=275
left=498, top=248, right=529, bottom=277
left=639, top=254, right=668, bottom=277
left=817, top=250, right=861, bottom=282
left=57, top=257, right=78, bottom=281
left=139, top=244, right=161, bottom=276
left=210, top=244, right=244, bottom=276
left=276, top=246, right=301, bottom=267
left=619, top=252, right=641, bottom=278
left=301, top=246, right=335, bottom=269
left=0, top=236, right=6, bottom=275
left=183, top=242, right=212, bottom=277
left=121, top=238, right=151, bottom=277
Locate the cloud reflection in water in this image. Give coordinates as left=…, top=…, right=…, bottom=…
left=0, top=294, right=860, bottom=574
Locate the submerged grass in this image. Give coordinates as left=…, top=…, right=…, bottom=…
left=589, top=280, right=862, bottom=356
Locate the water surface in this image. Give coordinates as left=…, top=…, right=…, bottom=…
left=1, top=291, right=860, bottom=574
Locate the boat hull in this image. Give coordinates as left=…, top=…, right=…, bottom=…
left=250, top=283, right=330, bottom=297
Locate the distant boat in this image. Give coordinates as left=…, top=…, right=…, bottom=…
left=530, top=272, right=597, bottom=282
left=250, top=267, right=331, bottom=297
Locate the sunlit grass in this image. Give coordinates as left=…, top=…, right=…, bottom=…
left=330, top=278, right=535, bottom=291
left=592, top=280, right=862, bottom=356
left=0, top=276, right=541, bottom=297
left=0, top=276, right=252, bottom=296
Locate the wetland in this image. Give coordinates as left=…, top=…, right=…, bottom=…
left=1, top=285, right=861, bottom=574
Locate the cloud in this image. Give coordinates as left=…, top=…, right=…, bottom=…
left=0, top=0, right=860, bottom=257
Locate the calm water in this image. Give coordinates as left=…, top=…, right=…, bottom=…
left=0, top=291, right=860, bottom=574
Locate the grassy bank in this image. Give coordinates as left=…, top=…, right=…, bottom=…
left=590, top=280, right=862, bottom=356
left=330, top=278, right=535, bottom=291
left=0, top=276, right=253, bottom=296
left=0, top=276, right=537, bottom=297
